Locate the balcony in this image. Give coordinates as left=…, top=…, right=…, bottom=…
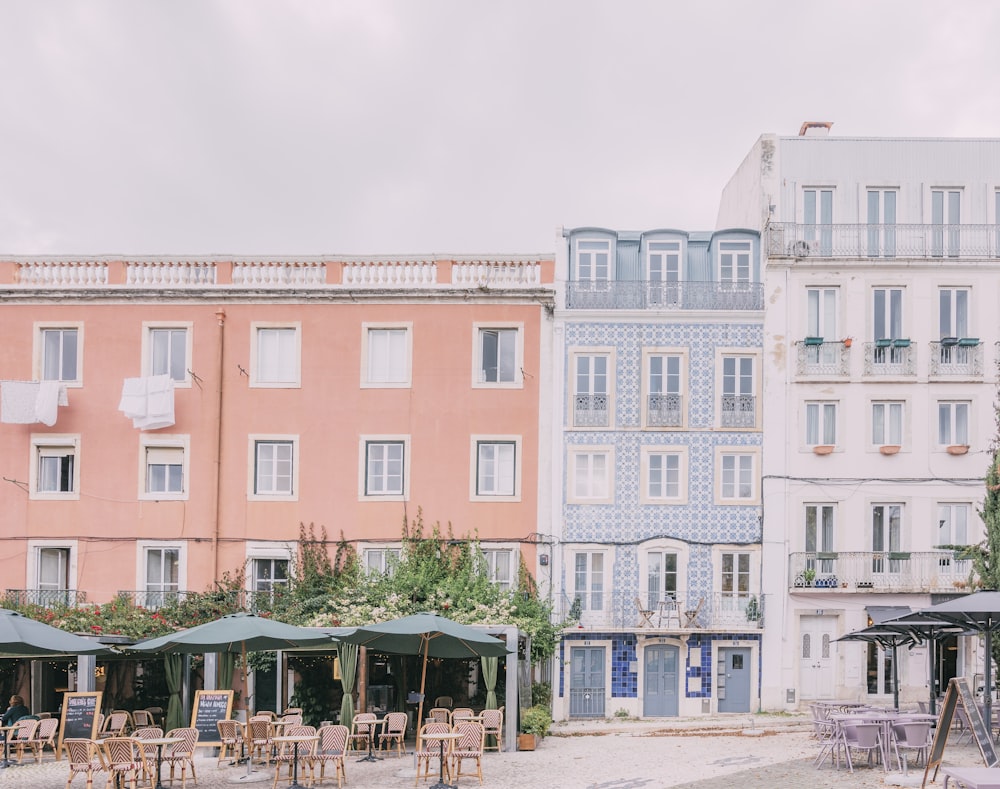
left=3, top=589, right=87, bottom=608
left=720, top=395, right=756, bottom=428
left=573, top=394, right=609, bottom=427
left=864, top=341, right=916, bottom=376
left=767, top=222, right=1000, bottom=260
left=647, top=393, right=682, bottom=427
left=929, top=339, right=983, bottom=377
left=788, top=551, right=973, bottom=593
left=556, top=592, right=765, bottom=631
left=795, top=340, right=850, bottom=376
left=565, top=280, right=763, bottom=310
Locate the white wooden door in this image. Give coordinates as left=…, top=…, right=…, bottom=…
left=800, top=615, right=837, bottom=699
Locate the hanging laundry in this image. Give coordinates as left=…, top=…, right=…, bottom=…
left=118, top=374, right=175, bottom=430
left=0, top=381, right=69, bottom=425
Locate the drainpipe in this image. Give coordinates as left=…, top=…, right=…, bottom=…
left=213, top=309, right=226, bottom=583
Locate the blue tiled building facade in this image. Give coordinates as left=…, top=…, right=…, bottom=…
left=552, top=227, right=765, bottom=718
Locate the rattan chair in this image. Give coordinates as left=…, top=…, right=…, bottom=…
left=450, top=721, right=485, bottom=785
left=378, top=712, right=408, bottom=757
left=162, top=727, right=199, bottom=788
left=104, top=737, right=143, bottom=789
left=479, top=708, right=503, bottom=753
left=133, top=727, right=164, bottom=786
left=415, top=723, right=452, bottom=786
left=216, top=720, right=243, bottom=766
left=347, top=713, right=378, bottom=754
left=64, top=738, right=108, bottom=789
left=312, top=724, right=348, bottom=788
left=26, top=716, right=60, bottom=763
left=10, top=718, right=40, bottom=764
left=450, top=708, right=475, bottom=725
left=246, top=718, right=274, bottom=766
left=271, top=725, right=316, bottom=789
left=427, top=708, right=451, bottom=724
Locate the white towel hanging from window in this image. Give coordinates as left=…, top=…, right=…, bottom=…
left=1, top=381, right=69, bottom=425
left=119, top=375, right=175, bottom=430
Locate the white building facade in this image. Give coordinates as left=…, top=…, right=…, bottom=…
left=718, top=127, right=1000, bottom=710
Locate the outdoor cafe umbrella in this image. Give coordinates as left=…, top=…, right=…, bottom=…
left=0, top=608, right=107, bottom=657
left=836, top=623, right=918, bottom=711
left=338, top=612, right=511, bottom=731
left=129, top=612, right=339, bottom=728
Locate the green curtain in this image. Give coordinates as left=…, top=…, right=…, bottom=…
left=338, top=643, right=358, bottom=729
left=164, top=654, right=184, bottom=732
left=481, top=655, right=498, bottom=710
left=218, top=652, right=235, bottom=691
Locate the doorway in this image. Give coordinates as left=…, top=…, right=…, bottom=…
left=800, top=615, right=837, bottom=699
left=569, top=646, right=605, bottom=718
left=642, top=644, right=679, bottom=717
left=718, top=647, right=752, bottom=712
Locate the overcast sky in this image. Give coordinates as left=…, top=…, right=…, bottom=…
left=2, top=1, right=998, bottom=257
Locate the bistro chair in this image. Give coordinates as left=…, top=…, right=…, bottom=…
left=282, top=708, right=303, bottom=716
left=890, top=721, right=932, bottom=775
left=162, top=727, right=199, bottom=788
left=272, top=724, right=317, bottom=789
left=246, top=718, right=274, bottom=766
left=216, top=720, right=243, bottom=766
left=64, top=738, right=109, bottom=789
left=634, top=597, right=656, bottom=628
left=131, top=710, right=155, bottom=730
left=104, top=737, right=143, bottom=789
left=433, top=697, right=453, bottom=709
left=26, top=716, right=60, bottom=763
left=479, top=708, right=503, bottom=753
left=312, top=724, right=349, bottom=788
left=10, top=718, right=40, bottom=764
left=450, top=708, right=475, bottom=725
left=415, top=722, right=452, bottom=786
left=133, top=727, right=165, bottom=786
left=840, top=723, right=882, bottom=773
left=378, top=712, right=408, bottom=757
left=347, top=713, right=378, bottom=754
left=450, top=721, right=485, bottom=785
left=427, top=708, right=451, bottom=724
left=102, top=712, right=130, bottom=738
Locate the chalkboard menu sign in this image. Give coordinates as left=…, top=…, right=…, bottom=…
left=57, top=691, right=102, bottom=755
left=190, top=690, right=233, bottom=748
left=923, top=677, right=998, bottom=786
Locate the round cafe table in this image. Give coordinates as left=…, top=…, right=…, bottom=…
left=420, top=730, right=461, bottom=789
left=271, top=734, right=318, bottom=789
left=137, top=736, right=182, bottom=789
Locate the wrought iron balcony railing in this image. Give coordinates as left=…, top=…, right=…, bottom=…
left=795, top=340, right=851, bottom=376
left=863, top=341, right=916, bottom=376
left=555, top=592, right=765, bottom=631
left=573, top=394, right=609, bottom=427
left=788, top=551, right=973, bottom=593
left=565, top=280, right=763, bottom=310
left=929, top=340, right=983, bottom=377
left=767, top=222, right=1000, bottom=260
left=4, top=589, right=88, bottom=608
left=720, top=395, right=756, bottom=428
left=647, top=393, right=682, bottom=427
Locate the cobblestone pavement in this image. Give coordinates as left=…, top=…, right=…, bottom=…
left=0, top=716, right=987, bottom=789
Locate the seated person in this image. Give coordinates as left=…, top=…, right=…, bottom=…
left=1, top=695, right=29, bottom=727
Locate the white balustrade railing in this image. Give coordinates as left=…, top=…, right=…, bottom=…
left=232, top=261, right=326, bottom=287
left=452, top=260, right=541, bottom=287
left=341, top=260, right=437, bottom=287
left=126, top=261, right=217, bottom=286
left=17, top=261, right=108, bottom=287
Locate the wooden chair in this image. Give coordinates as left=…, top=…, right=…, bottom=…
left=271, top=725, right=316, bottom=789
left=25, top=716, right=60, bottom=763
left=131, top=710, right=155, bottom=730
left=347, top=713, right=377, bottom=754
left=162, top=727, right=199, bottom=788
left=312, top=724, right=348, bottom=788
left=479, top=708, right=503, bottom=752
left=246, top=718, right=274, bottom=766
left=104, top=737, right=143, bottom=789
left=64, top=738, right=109, bottom=789
left=415, top=722, right=452, bottom=786
left=133, top=727, right=165, bottom=786
left=145, top=707, right=165, bottom=728
left=450, top=721, right=485, bottom=785
left=433, top=696, right=453, bottom=709
left=102, top=712, right=130, bottom=738
left=635, top=597, right=656, bottom=628
left=427, top=708, right=451, bottom=724
left=216, top=720, right=243, bottom=766
left=11, top=718, right=40, bottom=764
left=279, top=713, right=303, bottom=726
left=378, top=712, right=408, bottom=757
left=450, top=708, right=475, bottom=725
left=683, top=597, right=706, bottom=628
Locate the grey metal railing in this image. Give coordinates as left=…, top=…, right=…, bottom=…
left=768, top=222, right=1000, bottom=260
left=4, top=589, right=87, bottom=608
left=647, top=393, right=682, bottom=427
left=863, top=342, right=916, bottom=376
left=573, top=394, right=609, bottom=427
left=929, top=340, right=983, bottom=377
left=555, top=592, right=765, bottom=631
left=565, top=280, right=763, bottom=310
left=720, top=395, right=756, bottom=427
left=795, top=340, right=851, bottom=376
left=789, top=551, right=974, bottom=592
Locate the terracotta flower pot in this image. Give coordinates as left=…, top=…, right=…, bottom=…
left=813, top=445, right=834, bottom=455
left=947, top=445, right=970, bottom=455
left=879, top=445, right=901, bottom=455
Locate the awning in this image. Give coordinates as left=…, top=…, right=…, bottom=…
left=866, top=605, right=911, bottom=625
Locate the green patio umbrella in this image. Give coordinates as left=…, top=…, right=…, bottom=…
left=338, top=612, right=510, bottom=730
left=129, top=612, right=340, bottom=723
left=0, top=609, right=107, bottom=657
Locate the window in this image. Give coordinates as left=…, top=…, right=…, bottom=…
left=646, top=550, right=678, bottom=609
left=646, top=452, right=680, bottom=499
left=249, top=436, right=298, bottom=499
left=805, top=288, right=838, bottom=365
left=252, top=558, right=289, bottom=593
left=251, top=324, right=300, bottom=387
left=939, top=288, right=970, bottom=339
left=145, top=446, right=184, bottom=496
left=363, top=325, right=411, bottom=387
left=573, top=353, right=610, bottom=427
left=144, top=325, right=190, bottom=384
left=938, top=401, right=970, bottom=447
left=803, top=188, right=833, bottom=254
left=481, top=548, right=514, bottom=591
left=720, top=453, right=754, bottom=500
left=30, top=435, right=79, bottom=500
left=474, top=324, right=523, bottom=387
left=575, top=239, right=611, bottom=282
left=645, top=352, right=682, bottom=427
left=938, top=504, right=969, bottom=545
left=363, top=547, right=401, bottom=576
left=472, top=437, right=519, bottom=500
left=932, top=189, right=961, bottom=257
left=719, top=241, right=752, bottom=284
left=720, top=552, right=751, bottom=601
left=805, top=402, right=837, bottom=446
left=805, top=504, right=835, bottom=573
left=872, top=402, right=904, bottom=447
left=647, top=241, right=681, bottom=306
left=143, top=546, right=180, bottom=608
left=573, top=551, right=605, bottom=611
left=363, top=438, right=407, bottom=497
left=866, top=189, right=897, bottom=257
left=28, top=540, right=77, bottom=607
left=568, top=448, right=612, bottom=503
left=873, top=288, right=904, bottom=341
left=872, top=504, right=903, bottom=572
left=721, top=356, right=755, bottom=428
left=36, top=325, right=81, bottom=384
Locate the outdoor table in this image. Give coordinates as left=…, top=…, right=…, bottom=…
left=356, top=717, right=384, bottom=763
left=0, top=725, right=16, bottom=769
left=420, top=730, right=460, bottom=789
left=271, top=734, right=318, bottom=789
left=139, top=736, right=182, bottom=789
left=941, top=766, right=1000, bottom=789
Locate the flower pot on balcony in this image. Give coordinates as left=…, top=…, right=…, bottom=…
left=879, top=445, right=901, bottom=455
left=813, top=445, right=834, bottom=455
left=842, top=338, right=852, bottom=348
left=947, top=445, right=970, bottom=455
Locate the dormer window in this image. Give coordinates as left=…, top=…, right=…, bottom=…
left=576, top=239, right=611, bottom=282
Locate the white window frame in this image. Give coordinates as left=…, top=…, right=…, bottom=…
left=567, top=445, right=614, bottom=504
left=804, top=504, right=836, bottom=573
left=358, top=435, right=410, bottom=501
left=470, top=435, right=521, bottom=502
left=569, top=347, right=615, bottom=429
left=27, top=539, right=78, bottom=598
left=250, top=322, right=301, bottom=388
left=480, top=545, right=517, bottom=592
left=937, top=401, right=970, bottom=448
left=247, top=435, right=299, bottom=501
left=872, top=287, right=905, bottom=341
left=472, top=322, right=524, bottom=388
left=142, top=321, right=193, bottom=387
left=937, top=503, right=971, bottom=546
left=574, top=238, right=612, bottom=282
left=938, top=288, right=971, bottom=339
left=713, top=544, right=761, bottom=603
left=871, top=503, right=905, bottom=557
left=639, top=446, right=688, bottom=505
left=871, top=401, right=905, bottom=448
left=29, top=434, right=80, bottom=500
left=568, top=546, right=607, bottom=614
left=714, top=447, right=760, bottom=505
left=641, top=348, right=686, bottom=429
left=804, top=401, right=838, bottom=448
left=714, top=348, right=760, bottom=429
left=361, top=322, right=412, bottom=388
left=805, top=287, right=839, bottom=340
left=359, top=544, right=403, bottom=576
left=138, top=434, right=190, bottom=501
left=34, top=322, right=84, bottom=387
left=245, top=542, right=294, bottom=597
left=638, top=538, right=690, bottom=610
left=136, top=540, right=187, bottom=607
left=646, top=240, right=682, bottom=282
left=718, top=240, right=752, bottom=284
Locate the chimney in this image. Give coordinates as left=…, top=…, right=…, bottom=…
left=799, top=121, right=833, bottom=137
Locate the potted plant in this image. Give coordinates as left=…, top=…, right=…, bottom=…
left=842, top=337, right=853, bottom=348
left=802, top=568, right=816, bottom=587
left=518, top=705, right=552, bottom=751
